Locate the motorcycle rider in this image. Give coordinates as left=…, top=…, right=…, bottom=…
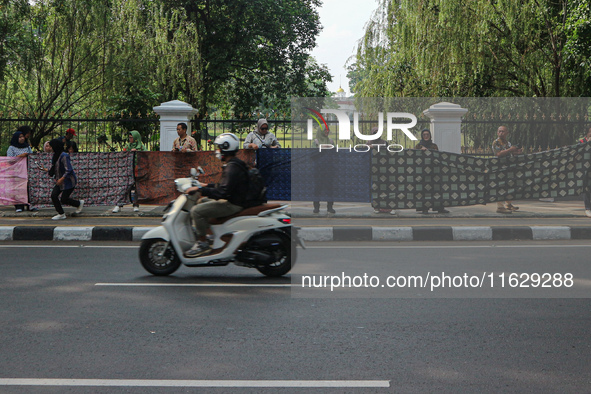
left=184, top=133, right=249, bottom=258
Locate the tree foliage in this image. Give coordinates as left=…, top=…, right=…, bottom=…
left=163, top=0, right=329, bottom=116
left=0, top=0, right=330, bottom=149
left=1, top=0, right=116, bottom=147
left=0, top=0, right=30, bottom=80
left=351, top=0, right=591, bottom=98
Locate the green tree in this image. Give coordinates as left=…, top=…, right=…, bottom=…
left=163, top=0, right=328, bottom=116
left=105, top=0, right=201, bottom=143
left=354, top=0, right=591, bottom=98
left=0, top=0, right=30, bottom=81
left=2, top=0, right=114, bottom=148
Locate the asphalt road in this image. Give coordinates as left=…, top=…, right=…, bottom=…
left=1, top=241, right=591, bottom=393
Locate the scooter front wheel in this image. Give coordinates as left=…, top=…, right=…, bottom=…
left=139, top=238, right=181, bottom=276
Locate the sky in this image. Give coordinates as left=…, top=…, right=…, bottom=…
left=311, top=0, right=379, bottom=96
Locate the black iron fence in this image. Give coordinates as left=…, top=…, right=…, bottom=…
left=0, top=118, right=160, bottom=153
left=194, top=117, right=292, bottom=149
left=2, top=116, right=590, bottom=155
left=0, top=116, right=293, bottom=153
left=460, top=118, right=591, bottom=157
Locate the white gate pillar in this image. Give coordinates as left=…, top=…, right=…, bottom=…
left=422, top=102, right=468, bottom=154
left=153, top=100, right=198, bottom=151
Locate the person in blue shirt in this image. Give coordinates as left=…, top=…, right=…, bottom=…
left=46, top=139, right=84, bottom=220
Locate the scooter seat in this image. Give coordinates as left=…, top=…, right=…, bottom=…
left=208, top=204, right=283, bottom=225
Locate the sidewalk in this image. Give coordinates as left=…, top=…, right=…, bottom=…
left=1, top=199, right=591, bottom=242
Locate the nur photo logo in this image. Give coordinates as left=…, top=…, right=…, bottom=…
left=303, top=107, right=418, bottom=152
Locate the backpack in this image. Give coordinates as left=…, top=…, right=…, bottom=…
left=243, top=167, right=268, bottom=208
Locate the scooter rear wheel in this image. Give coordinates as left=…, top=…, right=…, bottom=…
left=139, top=238, right=181, bottom=276
left=255, top=234, right=294, bottom=277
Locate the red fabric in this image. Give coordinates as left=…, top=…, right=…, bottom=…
left=135, top=150, right=255, bottom=205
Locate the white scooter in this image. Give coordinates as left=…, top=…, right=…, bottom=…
left=139, top=168, right=304, bottom=277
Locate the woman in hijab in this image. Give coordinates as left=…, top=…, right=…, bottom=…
left=124, top=130, right=146, bottom=152
left=7, top=130, right=33, bottom=212
left=112, top=130, right=146, bottom=213
left=415, top=129, right=439, bottom=151
left=7, top=130, right=32, bottom=158
left=243, top=119, right=281, bottom=149
left=47, top=138, right=84, bottom=220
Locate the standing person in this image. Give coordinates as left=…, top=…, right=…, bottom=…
left=17, top=125, right=32, bottom=147
left=579, top=127, right=591, bottom=217
left=58, top=128, right=79, bottom=153
left=172, top=122, right=198, bottom=152
left=183, top=133, right=249, bottom=258
left=112, top=130, right=146, bottom=213
left=7, top=130, right=32, bottom=212
left=244, top=119, right=281, bottom=149
left=492, top=126, right=522, bottom=214
left=369, top=129, right=396, bottom=215
left=414, top=129, right=449, bottom=214
left=415, top=128, right=439, bottom=151
left=46, top=138, right=84, bottom=220
left=7, top=130, right=32, bottom=158
left=312, top=127, right=335, bottom=214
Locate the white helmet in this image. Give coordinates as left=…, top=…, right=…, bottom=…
left=214, top=133, right=240, bottom=153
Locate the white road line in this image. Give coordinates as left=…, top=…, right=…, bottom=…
left=306, top=244, right=591, bottom=249
left=0, top=379, right=390, bottom=388
left=3, top=244, right=591, bottom=250
left=95, top=283, right=293, bottom=287
left=0, top=245, right=137, bottom=248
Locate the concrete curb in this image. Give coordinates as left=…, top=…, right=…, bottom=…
left=3, top=225, right=591, bottom=242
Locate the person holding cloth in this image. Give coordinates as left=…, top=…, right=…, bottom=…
left=57, top=128, right=79, bottom=153
left=578, top=127, right=591, bottom=217
left=312, top=127, right=335, bottom=214
left=492, top=125, right=522, bottom=214
left=7, top=130, right=33, bottom=212
left=45, top=138, right=84, bottom=220
left=244, top=119, right=280, bottom=149
left=415, top=128, right=439, bottom=151
left=112, top=130, right=147, bottom=213
left=7, top=130, right=32, bottom=158
left=414, top=129, right=449, bottom=214
left=172, top=122, right=198, bottom=152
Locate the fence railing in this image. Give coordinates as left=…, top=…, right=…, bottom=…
left=0, top=118, right=160, bottom=153
left=460, top=118, right=591, bottom=157
left=2, top=116, right=590, bottom=155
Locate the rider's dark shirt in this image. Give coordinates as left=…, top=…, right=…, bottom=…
left=200, top=157, right=249, bottom=207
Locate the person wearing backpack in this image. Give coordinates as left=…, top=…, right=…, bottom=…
left=184, top=133, right=249, bottom=258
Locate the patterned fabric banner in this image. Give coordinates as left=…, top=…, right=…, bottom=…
left=372, top=142, right=591, bottom=210
left=257, top=149, right=291, bottom=201
left=135, top=150, right=255, bottom=205
left=291, top=149, right=372, bottom=202
left=0, top=157, right=28, bottom=205
left=27, top=152, right=135, bottom=206
left=15, top=143, right=588, bottom=208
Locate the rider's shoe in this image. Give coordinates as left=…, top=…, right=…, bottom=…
left=184, top=241, right=212, bottom=258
